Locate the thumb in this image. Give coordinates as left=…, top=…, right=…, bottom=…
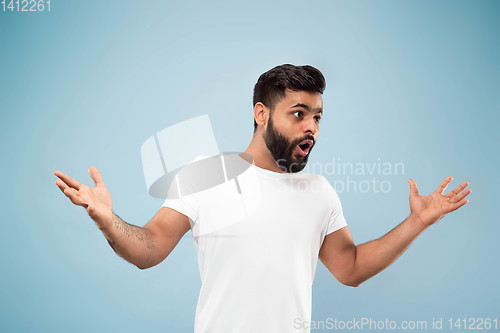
left=89, top=166, right=105, bottom=187
left=408, top=179, right=419, bottom=196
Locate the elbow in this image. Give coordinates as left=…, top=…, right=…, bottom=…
left=136, top=253, right=167, bottom=270
left=343, top=280, right=361, bottom=287
left=330, top=269, right=362, bottom=287
left=136, top=258, right=163, bottom=270
left=339, top=275, right=362, bottom=287
left=136, top=262, right=155, bottom=270
left=136, top=264, right=149, bottom=270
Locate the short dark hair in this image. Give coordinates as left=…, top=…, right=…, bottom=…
left=252, top=64, right=326, bottom=132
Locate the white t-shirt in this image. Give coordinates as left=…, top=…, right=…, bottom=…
left=162, top=154, right=347, bottom=333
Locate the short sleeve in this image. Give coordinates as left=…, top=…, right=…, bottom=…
left=161, top=173, right=200, bottom=224
left=322, top=176, right=348, bottom=235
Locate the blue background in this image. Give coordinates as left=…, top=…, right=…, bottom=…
left=1, top=0, right=498, bottom=332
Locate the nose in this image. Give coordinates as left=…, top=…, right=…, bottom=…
left=303, top=116, right=319, bottom=135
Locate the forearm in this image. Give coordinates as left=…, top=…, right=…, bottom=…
left=350, top=214, right=427, bottom=286
left=99, top=212, right=158, bottom=269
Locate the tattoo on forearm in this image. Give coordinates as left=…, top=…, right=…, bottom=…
left=113, top=213, right=155, bottom=250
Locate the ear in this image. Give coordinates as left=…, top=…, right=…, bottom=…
left=254, top=102, right=269, bottom=130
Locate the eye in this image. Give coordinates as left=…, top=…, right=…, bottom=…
left=292, top=111, right=303, bottom=118
left=314, top=116, right=321, bottom=123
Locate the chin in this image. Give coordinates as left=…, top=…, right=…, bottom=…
left=289, top=159, right=308, bottom=173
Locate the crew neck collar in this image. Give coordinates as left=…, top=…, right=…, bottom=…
left=239, top=156, right=302, bottom=178
left=236, top=154, right=304, bottom=179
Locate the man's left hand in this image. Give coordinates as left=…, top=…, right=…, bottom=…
left=408, top=176, right=471, bottom=228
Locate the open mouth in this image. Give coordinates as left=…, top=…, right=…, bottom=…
left=295, top=139, right=314, bottom=157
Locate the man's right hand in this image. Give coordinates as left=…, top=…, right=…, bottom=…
left=54, top=166, right=191, bottom=269
left=54, top=166, right=114, bottom=230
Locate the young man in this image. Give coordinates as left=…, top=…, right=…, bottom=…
left=54, top=64, right=471, bottom=333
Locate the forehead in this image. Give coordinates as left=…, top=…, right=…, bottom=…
left=276, top=89, right=323, bottom=110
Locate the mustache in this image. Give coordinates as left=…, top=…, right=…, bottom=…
left=293, top=135, right=315, bottom=146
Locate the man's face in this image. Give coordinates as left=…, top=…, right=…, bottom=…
left=262, top=89, right=323, bottom=173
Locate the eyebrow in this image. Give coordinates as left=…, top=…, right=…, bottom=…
left=291, top=103, right=323, bottom=115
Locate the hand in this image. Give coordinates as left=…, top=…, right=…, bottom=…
left=408, top=176, right=471, bottom=228
left=54, top=166, right=114, bottom=229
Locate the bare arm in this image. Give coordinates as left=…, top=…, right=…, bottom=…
left=319, top=177, right=470, bottom=287
left=319, top=216, right=424, bottom=287
left=54, top=167, right=190, bottom=270
left=102, top=209, right=190, bottom=269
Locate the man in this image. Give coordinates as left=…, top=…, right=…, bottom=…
left=54, top=64, right=470, bottom=333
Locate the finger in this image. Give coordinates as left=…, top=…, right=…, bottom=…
left=63, top=188, right=88, bottom=208
left=408, top=179, right=419, bottom=196
left=62, top=187, right=79, bottom=204
left=435, top=176, right=453, bottom=195
left=445, top=181, right=469, bottom=198
left=55, top=179, right=70, bottom=193
left=53, top=170, right=82, bottom=190
left=448, top=198, right=469, bottom=212
left=88, top=166, right=105, bottom=187
left=450, top=188, right=471, bottom=203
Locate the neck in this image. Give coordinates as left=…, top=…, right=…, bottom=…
left=241, top=130, right=285, bottom=173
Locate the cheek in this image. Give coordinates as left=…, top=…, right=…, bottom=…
left=272, top=115, right=293, bottom=131
left=280, top=117, right=298, bottom=132
left=281, top=123, right=295, bottom=133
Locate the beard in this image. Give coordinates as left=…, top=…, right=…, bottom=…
left=263, top=113, right=315, bottom=173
